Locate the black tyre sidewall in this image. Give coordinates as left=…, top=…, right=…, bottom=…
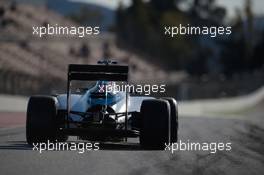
left=140, top=99, right=170, bottom=149
left=162, top=97, right=178, bottom=142
left=26, top=96, right=58, bottom=144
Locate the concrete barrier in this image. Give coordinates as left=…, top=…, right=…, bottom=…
left=179, top=86, right=264, bottom=117
left=0, top=94, right=28, bottom=112
left=1, top=86, right=264, bottom=117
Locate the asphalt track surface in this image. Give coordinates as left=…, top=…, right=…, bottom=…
left=0, top=112, right=263, bottom=175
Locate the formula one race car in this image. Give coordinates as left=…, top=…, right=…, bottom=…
left=26, top=60, right=178, bottom=149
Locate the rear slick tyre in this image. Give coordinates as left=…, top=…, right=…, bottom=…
left=139, top=99, right=170, bottom=150
left=162, top=97, right=178, bottom=143
left=26, top=96, right=58, bottom=145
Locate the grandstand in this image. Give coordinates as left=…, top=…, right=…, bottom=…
left=0, top=1, right=171, bottom=95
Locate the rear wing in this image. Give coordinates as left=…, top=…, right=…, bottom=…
left=66, top=64, right=129, bottom=130
left=68, top=64, right=129, bottom=81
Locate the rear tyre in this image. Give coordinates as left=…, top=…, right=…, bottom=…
left=162, top=97, right=178, bottom=143
left=139, top=99, right=170, bottom=149
left=26, top=96, right=66, bottom=145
